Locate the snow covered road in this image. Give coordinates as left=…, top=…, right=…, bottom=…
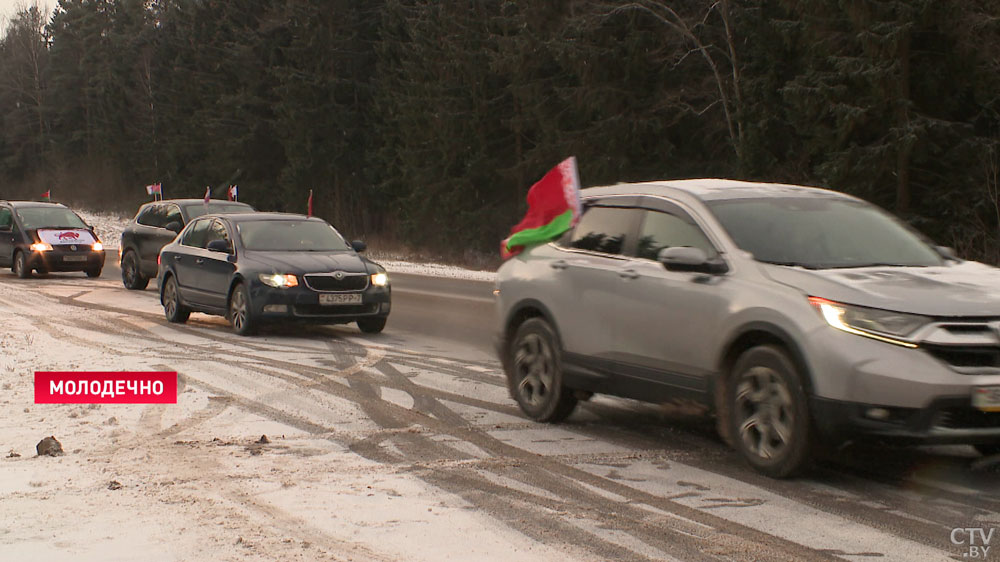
left=1, top=271, right=999, bottom=561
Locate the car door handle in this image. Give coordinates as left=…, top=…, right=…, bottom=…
left=195, top=258, right=204, bottom=265
left=173, top=255, right=181, bottom=260
left=619, top=269, right=639, bottom=280
left=550, top=260, right=569, bottom=270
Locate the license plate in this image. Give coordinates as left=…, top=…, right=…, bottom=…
left=63, top=255, right=87, bottom=262
left=319, top=293, right=362, bottom=305
left=973, top=386, right=1000, bottom=412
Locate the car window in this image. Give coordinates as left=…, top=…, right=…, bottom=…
left=237, top=220, right=350, bottom=251
left=566, top=206, right=636, bottom=255
left=203, top=219, right=230, bottom=248
left=636, top=209, right=717, bottom=260
left=16, top=207, right=88, bottom=229
left=708, top=197, right=943, bottom=269
left=180, top=218, right=212, bottom=249
left=183, top=202, right=254, bottom=220
left=136, top=204, right=163, bottom=227
left=0, top=207, right=11, bottom=229
left=163, top=204, right=183, bottom=227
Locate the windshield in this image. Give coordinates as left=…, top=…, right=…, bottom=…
left=16, top=207, right=88, bottom=230
left=183, top=202, right=254, bottom=220
left=237, top=220, right=351, bottom=251
left=707, top=197, right=943, bottom=269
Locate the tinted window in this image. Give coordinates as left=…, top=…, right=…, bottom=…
left=183, top=202, right=254, bottom=220
left=636, top=210, right=717, bottom=260
left=163, top=204, right=183, bottom=227
left=136, top=204, right=164, bottom=227
left=237, top=220, right=351, bottom=251
left=203, top=219, right=230, bottom=248
left=0, top=207, right=11, bottom=229
left=708, top=197, right=943, bottom=269
left=16, top=207, right=87, bottom=229
left=180, top=218, right=212, bottom=249
left=567, top=206, right=635, bottom=255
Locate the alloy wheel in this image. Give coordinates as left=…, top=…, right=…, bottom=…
left=734, top=366, right=795, bottom=461
left=513, top=333, right=555, bottom=407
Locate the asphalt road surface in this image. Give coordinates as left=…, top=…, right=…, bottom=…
left=2, top=261, right=999, bottom=561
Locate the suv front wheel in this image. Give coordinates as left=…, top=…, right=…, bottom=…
left=506, top=318, right=578, bottom=423
left=728, top=345, right=813, bottom=478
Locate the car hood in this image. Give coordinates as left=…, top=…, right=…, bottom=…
left=761, top=261, right=1000, bottom=317
left=241, top=250, right=371, bottom=275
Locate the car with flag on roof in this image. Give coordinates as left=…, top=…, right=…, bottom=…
left=157, top=212, right=390, bottom=335
left=0, top=200, right=106, bottom=278
left=495, top=167, right=1000, bottom=478
left=120, top=198, right=255, bottom=290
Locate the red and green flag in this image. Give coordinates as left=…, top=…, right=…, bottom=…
left=40, top=190, right=51, bottom=202
left=501, top=157, right=582, bottom=259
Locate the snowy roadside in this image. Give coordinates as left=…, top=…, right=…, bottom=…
left=76, top=210, right=497, bottom=283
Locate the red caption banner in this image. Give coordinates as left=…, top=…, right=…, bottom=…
left=34, top=371, right=178, bottom=404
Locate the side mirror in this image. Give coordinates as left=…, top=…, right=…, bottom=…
left=206, top=239, right=232, bottom=254
left=351, top=240, right=367, bottom=253
left=657, top=246, right=728, bottom=275
left=165, top=221, right=182, bottom=234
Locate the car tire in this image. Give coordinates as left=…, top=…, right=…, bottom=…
left=357, top=316, right=387, bottom=334
left=121, top=251, right=148, bottom=290
left=86, top=267, right=102, bottom=278
left=506, top=317, right=578, bottom=423
left=162, top=275, right=190, bottom=323
left=974, top=443, right=1000, bottom=457
left=12, top=251, right=29, bottom=279
left=728, top=345, right=813, bottom=478
left=229, top=282, right=257, bottom=336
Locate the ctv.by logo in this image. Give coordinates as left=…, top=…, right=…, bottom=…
left=952, top=527, right=995, bottom=559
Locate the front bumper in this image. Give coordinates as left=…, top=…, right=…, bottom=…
left=805, top=325, right=1000, bottom=445
left=26, top=247, right=105, bottom=272
left=248, top=281, right=391, bottom=324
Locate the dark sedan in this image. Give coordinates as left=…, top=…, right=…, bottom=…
left=0, top=201, right=105, bottom=278
left=120, top=198, right=255, bottom=290
left=157, top=213, right=390, bottom=335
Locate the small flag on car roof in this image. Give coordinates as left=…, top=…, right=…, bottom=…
left=307, top=190, right=313, bottom=217
left=227, top=185, right=238, bottom=202
left=204, top=186, right=211, bottom=204
left=40, top=190, right=51, bottom=202
left=501, top=157, right=582, bottom=259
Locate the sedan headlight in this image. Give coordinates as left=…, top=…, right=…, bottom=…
left=808, top=297, right=925, bottom=348
left=30, top=242, right=52, bottom=252
left=258, top=273, right=299, bottom=288
left=371, top=272, right=388, bottom=287
left=92, top=241, right=103, bottom=252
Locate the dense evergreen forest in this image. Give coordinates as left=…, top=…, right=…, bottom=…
left=0, top=0, right=998, bottom=262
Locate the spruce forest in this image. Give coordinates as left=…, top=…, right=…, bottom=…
left=0, top=0, right=998, bottom=263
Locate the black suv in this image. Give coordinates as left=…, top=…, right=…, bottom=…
left=0, top=201, right=105, bottom=278
left=119, top=199, right=254, bottom=289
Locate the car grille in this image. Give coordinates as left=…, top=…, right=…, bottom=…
left=932, top=407, right=1000, bottom=430
left=293, top=304, right=378, bottom=317
left=303, top=273, right=369, bottom=292
left=923, top=345, right=1000, bottom=369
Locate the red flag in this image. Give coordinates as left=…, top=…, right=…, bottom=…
left=41, top=190, right=51, bottom=202
left=307, top=190, right=313, bottom=217
left=501, top=157, right=582, bottom=259
left=204, top=186, right=211, bottom=204
left=227, top=185, right=238, bottom=201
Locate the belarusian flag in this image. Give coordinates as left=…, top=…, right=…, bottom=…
left=501, top=157, right=582, bottom=259
left=40, top=190, right=51, bottom=202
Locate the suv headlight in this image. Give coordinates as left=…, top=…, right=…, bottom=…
left=259, top=273, right=299, bottom=288
left=808, top=297, right=925, bottom=348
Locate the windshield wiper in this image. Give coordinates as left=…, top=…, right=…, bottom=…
left=756, top=259, right=821, bottom=270
left=821, top=263, right=925, bottom=269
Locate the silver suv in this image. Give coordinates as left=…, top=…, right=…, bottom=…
left=494, top=179, right=1000, bottom=477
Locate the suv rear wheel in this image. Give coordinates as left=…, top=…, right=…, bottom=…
left=728, top=345, right=813, bottom=478
left=121, top=250, right=149, bottom=290
left=506, top=318, right=577, bottom=423
left=12, top=250, right=29, bottom=279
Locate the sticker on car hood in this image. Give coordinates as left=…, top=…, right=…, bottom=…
left=37, top=229, right=96, bottom=246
